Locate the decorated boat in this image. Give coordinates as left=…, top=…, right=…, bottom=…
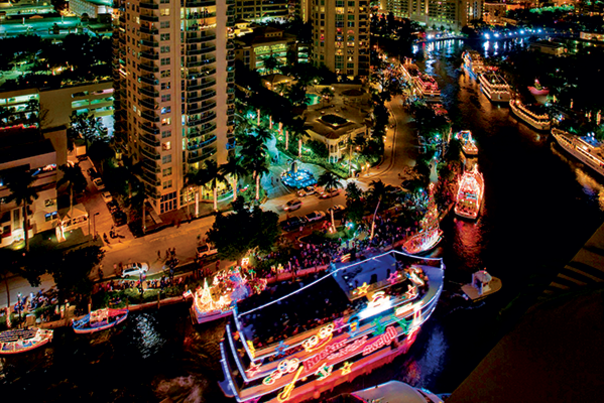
left=0, top=327, right=53, bottom=354
left=401, top=58, right=441, bottom=101
left=350, top=380, right=444, bottom=403
left=455, top=130, right=478, bottom=156
left=528, top=79, right=550, bottom=96
left=401, top=183, right=443, bottom=255
left=461, top=269, right=502, bottom=301
left=454, top=165, right=484, bottom=220
left=462, top=50, right=484, bottom=80
left=478, top=71, right=511, bottom=103
left=218, top=250, right=445, bottom=403
left=509, top=98, right=551, bottom=131
left=72, top=308, right=129, bottom=334
left=191, top=266, right=267, bottom=325
left=551, top=128, right=604, bottom=178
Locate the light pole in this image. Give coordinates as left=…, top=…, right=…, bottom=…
left=17, top=292, right=22, bottom=327
left=93, top=212, right=100, bottom=240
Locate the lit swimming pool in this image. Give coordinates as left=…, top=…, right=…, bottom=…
left=305, top=93, right=321, bottom=105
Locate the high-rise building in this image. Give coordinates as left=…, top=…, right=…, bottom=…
left=383, top=0, right=483, bottom=31
left=235, top=0, right=290, bottom=21
left=311, top=0, right=370, bottom=79
left=113, top=0, right=236, bottom=215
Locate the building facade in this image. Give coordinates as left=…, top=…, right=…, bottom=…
left=69, top=0, right=114, bottom=19
left=234, top=0, right=290, bottom=22
left=483, top=2, right=506, bottom=26
left=311, top=0, right=370, bottom=79
left=383, top=0, right=483, bottom=31
left=113, top=0, right=236, bottom=215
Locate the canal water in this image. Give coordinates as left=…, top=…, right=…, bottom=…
left=2, top=38, right=604, bottom=401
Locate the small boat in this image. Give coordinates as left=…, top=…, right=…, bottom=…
left=454, top=164, right=484, bottom=220
left=72, top=308, right=129, bottom=334
left=528, top=79, right=550, bottom=96
left=402, top=183, right=443, bottom=254
left=461, top=269, right=502, bottom=301
left=455, top=130, right=479, bottom=156
left=350, top=380, right=444, bottom=403
left=0, top=327, right=53, bottom=355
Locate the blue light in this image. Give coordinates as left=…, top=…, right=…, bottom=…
left=520, top=30, right=525, bottom=34
left=484, top=33, right=490, bottom=40
left=494, top=33, right=500, bottom=38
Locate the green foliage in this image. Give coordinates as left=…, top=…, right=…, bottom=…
left=206, top=201, right=281, bottom=263
left=307, top=140, right=329, bottom=158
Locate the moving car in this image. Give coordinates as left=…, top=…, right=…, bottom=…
left=283, top=199, right=302, bottom=211
left=121, top=262, right=149, bottom=278
left=102, top=191, right=113, bottom=204
left=281, top=216, right=308, bottom=232
left=305, top=211, right=326, bottom=222
left=93, top=178, right=105, bottom=191
left=197, top=244, right=218, bottom=258
left=297, top=186, right=317, bottom=197
left=320, top=189, right=340, bottom=199
left=327, top=205, right=346, bottom=217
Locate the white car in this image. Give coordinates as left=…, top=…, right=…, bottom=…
left=297, top=186, right=317, bottom=197
left=320, top=189, right=340, bottom=199
left=284, top=199, right=302, bottom=211
left=93, top=178, right=106, bottom=191
left=197, top=244, right=218, bottom=258
left=102, top=191, right=113, bottom=203
left=121, top=262, right=149, bottom=278
left=305, top=211, right=326, bottom=222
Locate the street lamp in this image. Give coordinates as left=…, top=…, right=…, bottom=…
left=17, top=292, right=22, bottom=326
left=93, top=212, right=100, bottom=240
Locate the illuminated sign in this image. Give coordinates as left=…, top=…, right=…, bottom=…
left=276, top=366, right=303, bottom=402
left=362, top=326, right=398, bottom=356
left=302, top=324, right=334, bottom=353
left=359, top=291, right=392, bottom=320
left=314, top=362, right=333, bottom=381
left=263, top=358, right=300, bottom=386
left=340, top=361, right=353, bottom=375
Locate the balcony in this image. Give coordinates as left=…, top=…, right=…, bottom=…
left=139, top=97, right=159, bottom=110
left=184, top=12, right=217, bottom=20
left=142, top=159, right=161, bottom=173
left=186, top=68, right=216, bottom=80
left=184, top=0, right=218, bottom=7
left=140, top=147, right=161, bottom=160
left=141, top=110, right=160, bottom=123
left=139, top=63, right=159, bottom=73
left=187, top=101, right=216, bottom=114
left=141, top=51, right=159, bottom=61
left=140, top=134, right=160, bottom=147
left=142, top=171, right=161, bottom=187
left=188, top=90, right=216, bottom=103
left=187, top=123, right=216, bottom=138
left=140, top=38, right=158, bottom=47
left=187, top=135, right=216, bottom=150
left=185, top=46, right=216, bottom=56
left=187, top=148, right=216, bottom=164
left=140, top=0, right=159, bottom=9
left=185, top=34, right=216, bottom=44
left=140, top=14, right=159, bottom=22
left=140, top=74, right=159, bottom=85
left=186, top=111, right=216, bottom=126
left=140, top=25, right=159, bottom=35
left=139, top=86, right=159, bottom=97
left=139, top=123, right=160, bottom=135
left=186, top=58, right=216, bottom=68
left=187, top=79, right=215, bottom=91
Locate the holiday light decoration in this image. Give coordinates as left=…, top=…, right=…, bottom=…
left=353, top=282, right=370, bottom=296
left=455, top=130, right=478, bottom=156
left=340, top=361, right=353, bottom=375
left=454, top=164, right=484, bottom=220
left=402, top=183, right=443, bottom=254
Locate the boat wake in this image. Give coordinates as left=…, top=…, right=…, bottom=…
left=155, top=375, right=209, bottom=403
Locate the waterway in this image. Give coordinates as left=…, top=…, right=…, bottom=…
left=2, top=38, right=604, bottom=401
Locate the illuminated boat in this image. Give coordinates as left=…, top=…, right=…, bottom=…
left=401, top=183, right=443, bottom=255
left=455, top=130, right=478, bottom=156
left=454, top=165, right=484, bottom=220
left=478, top=71, right=510, bottom=103
left=218, top=250, right=445, bottom=403
left=551, top=128, right=604, bottom=178
left=462, top=50, right=484, bottom=80
left=0, top=328, right=53, bottom=355
left=509, top=98, right=550, bottom=131
left=191, top=267, right=267, bottom=325
left=350, top=380, right=444, bottom=403
left=528, top=79, right=550, bottom=96
left=72, top=308, right=128, bottom=334
left=401, top=58, right=441, bottom=101
left=461, top=269, right=502, bottom=302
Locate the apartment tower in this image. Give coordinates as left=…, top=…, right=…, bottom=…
left=382, top=0, right=483, bottom=30
left=113, top=0, right=236, bottom=215
left=311, top=0, right=370, bottom=79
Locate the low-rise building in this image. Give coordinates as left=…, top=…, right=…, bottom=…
left=580, top=31, right=604, bottom=42
left=306, top=113, right=366, bottom=164
left=483, top=2, right=507, bottom=25
left=69, top=0, right=113, bottom=19
left=528, top=40, right=567, bottom=56
left=0, top=0, right=54, bottom=17
left=0, top=127, right=67, bottom=248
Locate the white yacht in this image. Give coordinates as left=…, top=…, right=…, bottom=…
left=551, top=128, right=604, bottom=178
left=510, top=98, right=551, bottom=131
left=478, top=71, right=511, bottom=103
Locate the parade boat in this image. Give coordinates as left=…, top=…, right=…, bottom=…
left=461, top=269, right=502, bottom=302
left=0, top=328, right=53, bottom=354
left=454, top=165, right=484, bottom=220
left=218, top=250, right=445, bottom=403
left=509, top=98, right=551, bottom=131
left=455, top=130, right=479, bottom=156
left=72, top=308, right=129, bottom=334
left=528, top=79, right=550, bottom=96
left=401, top=183, right=443, bottom=255
left=478, top=71, right=511, bottom=103
left=191, top=266, right=267, bottom=325
left=349, top=380, right=444, bottom=403
left=462, top=50, right=484, bottom=80
left=551, top=128, right=604, bottom=178
left=401, top=58, right=441, bottom=101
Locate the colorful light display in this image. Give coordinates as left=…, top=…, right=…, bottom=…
left=454, top=165, right=484, bottom=220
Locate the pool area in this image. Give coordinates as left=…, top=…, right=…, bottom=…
left=319, top=114, right=350, bottom=128
left=305, top=93, right=321, bottom=106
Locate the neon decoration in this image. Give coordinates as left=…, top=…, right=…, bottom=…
left=454, top=164, right=484, bottom=220
left=455, top=130, right=479, bottom=156
left=247, top=340, right=256, bottom=359
left=302, top=324, right=334, bottom=352
left=353, top=282, right=370, bottom=296
left=245, top=361, right=262, bottom=378
left=362, top=326, right=398, bottom=356
left=341, top=361, right=353, bottom=375
left=241, top=257, right=250, bottom=267
left=276, top=366, right=303, bottom=402
left=402, top=183, right=443, bottom=255
left=359, top=291, right=392, bottom=320
left=263, top=358, right=300, bottom=386
left=276, top=340, right=289, bottom=357
left=347, top=315, right=360, bottom=337
left=315, top=362, right=334, bottom=381
left=388, top=272, right=402, bottom=285
left=371, top=316, right=388, bottom=336
left=303, top=335, right=369, bottom=372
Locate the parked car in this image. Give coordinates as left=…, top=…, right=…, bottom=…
left=305, top=211, right=326, bottom=222
left=93, top=178, right=105, bottom=191
left=107, top=200, right=119, bottom=214
left=320, top=189, right=340, bottom=199
left=197, top=244, right=218, bottom=258
left=327, top=205, right=346, bottom=216
left=101, top=191, right=113, bottom=203
left=113, top=210, right=127, bottom=227
left=284, top=199, right=302, bottom=211
left=121, top=262, right=149, bottom=278
left=281, top=216, right=307, bottom=232
left=297, top=186, right=317, bottom=197
left=88, top=167, right=99, bottom=179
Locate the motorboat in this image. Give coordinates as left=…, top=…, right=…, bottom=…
left=72, top=308, right=128, bottom=334
left=0, top=327, right=53, bottom=354
left=454, top=165, right=484, bottom=220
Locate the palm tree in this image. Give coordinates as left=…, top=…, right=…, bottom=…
left=320, top=86, right=335, bottom=107
left=255, top=125, right=273, bottom=143
left=368, top=180, right=394, bottom=239
left=285, top=82, right=308, bottom=108
left=318, top=171, right=343, bottom=230
left=5, top=168, right=39, bottom=252
left=262, top=54, right=279, bottom=75
left=57, top=164, right=87, bottom=220
left=241, top=137, right=269, bottom=201
left=220, top=156, right=248, bottom=202
left=198, top=160, right=226, bottom=211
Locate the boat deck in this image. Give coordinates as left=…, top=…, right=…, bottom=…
left=462, top=277, right=502, bottom=300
